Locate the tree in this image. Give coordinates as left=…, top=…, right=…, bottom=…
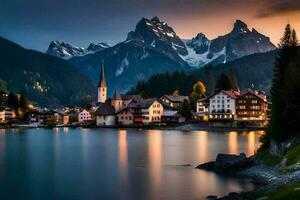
left=203, top=65, right=216, bottom=95
left=19, top=93, right=28, bottom=110
left=215, top=73, right=233, bottom=91
left=292, top=29, right=298, bottom=46
left=267, top=25, right=300, bottom=141
left=7, top=92, right=19, bottom=109
left=228, top=70, right=239, bottom=90
left=190, top=81, right=206, bottom=106
left=172, top=90, right=180, bottom=96
left=178, top=99, right=192, bottom=120
left=279, top=24, right=292, bottom=47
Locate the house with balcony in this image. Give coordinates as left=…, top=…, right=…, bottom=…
left=236, top=89, right=268, bottom=122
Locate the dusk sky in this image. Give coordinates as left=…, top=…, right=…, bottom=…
left=1, top=0, right=299, bottom=51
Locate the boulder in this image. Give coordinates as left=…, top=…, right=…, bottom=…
left=197, top=153, right=254, bottom=173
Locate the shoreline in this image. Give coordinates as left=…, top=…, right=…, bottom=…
left=0, top=123, right=266, bottom=132
left=198, top=154, right=300, bottom=200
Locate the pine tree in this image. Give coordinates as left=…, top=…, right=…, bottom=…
left=268, top=24, right=300, bottom=141
left=178, top=99, right=192, bottom=120
left=7, top=92, right=19, bottom=109
left=292, top=29, right=298, bottom=46
left=228, top=70, right=239, bottom=90
left=216, top=73, right=233, bottom=91
left=279, top=24, right=292, bottom=47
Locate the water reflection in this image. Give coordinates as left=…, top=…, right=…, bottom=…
left=198, top=131, right=208, bottom=163
left=147, top=130, right=162, bottom=197
left=247, top=132, right=256, bottom=155
left=118, top=130, right=128, bottom=183
left=228, top=131, right=238, bottom=154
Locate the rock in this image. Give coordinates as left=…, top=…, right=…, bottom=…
left=206, top=195, right=218, bottom=200
left=197, top=153, right=254, bottom=173
left=197, top=161, right=215, bottom=170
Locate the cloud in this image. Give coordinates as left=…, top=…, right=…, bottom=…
left=257, top=0, right=300, bottom=18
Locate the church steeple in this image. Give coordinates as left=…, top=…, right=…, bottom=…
left=98, top=59, right=106, bottom=87
left=98, top=57, right=107, bottom=103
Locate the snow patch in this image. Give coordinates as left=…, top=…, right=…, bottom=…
left=115, top=57, right=129, bottom=77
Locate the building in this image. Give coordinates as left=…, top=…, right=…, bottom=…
left=98, top=59, right=107, bottom=103
left=78, top=109, right=92, bottom=123
left=196, top=98, right=209, bottom=121
left=111, top=90, right=123, bottom=112
left=128, top=99, right=163, bottom=125
left=0, top=107, right=14, bottom=123
left=116, top=107, right=134, bottom=125
left=161, top=110, right=185, bottom=124
left=94, top=103, right=116, bottom=126
left=208, top=90, right=240, bottom=121
left=160, top=95, right=189, bottom=110
left=236, top=90, right=268, bottom=121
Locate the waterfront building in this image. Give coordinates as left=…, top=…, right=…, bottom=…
left=94, top=103, right=116, bottom=126
left=116, top=107, right=134, bottom=125
left=208, top=90, right=240, bottom=121
left=196, top=97, right=209, bottom=121
left=161, top=110, right=185, bottom=124
left=0, top=107, right=14, bottom=123
left=78, top=109, right=92, bottom=123
left=236, top=89, right=268, bottom=121
left=160, top=95, right=189, bottom=110
left=128, top=98, right=163, bottom=125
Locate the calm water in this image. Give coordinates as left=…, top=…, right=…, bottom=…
left=0, top=128, right=263, bottom=200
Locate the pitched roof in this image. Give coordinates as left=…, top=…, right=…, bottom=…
left=128, top=98, right=157, bottom=109
left=94, top=103, right=115, bottom=116
left=222, top=90, right=241, bottom=99
left=112, top=90, right=122, bottom=100
left=239, top=90, right=267, bottom=102
left=121, top=94, right=143, bottom=101
left=161, top=95, right=189, bottom=102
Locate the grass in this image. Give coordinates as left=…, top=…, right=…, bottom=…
left=284, top=144, right=300, bottom=166
left=257, top=149, right=281, bottom=166
left=257, top=183, right=300, bottom=200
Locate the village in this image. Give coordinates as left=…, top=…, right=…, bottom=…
left=0, top=61, right=269, bottom=129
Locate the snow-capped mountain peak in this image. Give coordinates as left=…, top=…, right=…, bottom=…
left=46, top=41, right=110, bottom=59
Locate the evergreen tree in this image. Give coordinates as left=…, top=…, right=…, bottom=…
left=203, top=65, right=216, bottom=95
left=178, top=99, right=192, bottom=120
left=215, top=73, right=233, bottom=91
left=19, top=93, right=28, bottom=110
left=268, top=25, right=300, bottom=141
left=228, top=70, right=239, bottom=90
left=292, top=29, right=298, bottom=46
left=279, top=24, right=292, bottom=47
left=7, top=92, right=19, bottom=109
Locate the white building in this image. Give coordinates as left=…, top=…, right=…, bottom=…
left=78, top=109, right=92, bottom=122
left=94, top=104, right=116, bottom=126
left=208, top=90, right=240, bottom=120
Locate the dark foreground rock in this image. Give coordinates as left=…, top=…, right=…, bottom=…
left=197, top=153, right=254, bottom=173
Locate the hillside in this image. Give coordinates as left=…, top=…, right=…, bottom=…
left=0, top=36, right=96, bottom=106
left=128, top=50, right=277, bottom=97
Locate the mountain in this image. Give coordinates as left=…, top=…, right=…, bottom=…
left=128, top=50, right=278, bottom=97
left=70, top=17, right=190, bottom=94
left=182, top=20, right=277, bottom=67
left=0, top=36, right=96, bottom=106
left=46, top=41, right=110, bottom=59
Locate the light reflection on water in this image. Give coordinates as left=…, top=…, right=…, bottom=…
left=0, top=128, right=262, bottom=200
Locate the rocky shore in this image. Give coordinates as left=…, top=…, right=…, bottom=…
left=197, top=153, right=300, bottom=200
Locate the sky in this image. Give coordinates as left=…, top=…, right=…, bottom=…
left=0, top=0, right=299, bottom=51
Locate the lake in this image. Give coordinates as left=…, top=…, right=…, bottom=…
left=0, top=128, right=263, bottom=200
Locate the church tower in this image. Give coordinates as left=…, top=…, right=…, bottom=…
left=98, top=59, right=107, bottom=103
